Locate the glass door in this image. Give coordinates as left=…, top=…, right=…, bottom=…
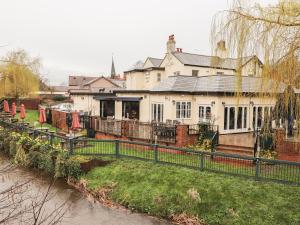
left=252, top=106, right=272, bottom=130
left=224, top=106, right=248, bottom=133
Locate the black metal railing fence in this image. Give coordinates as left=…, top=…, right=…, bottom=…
left=0, top=119, right=299, bottom=186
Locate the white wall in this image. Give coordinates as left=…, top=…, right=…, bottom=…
left=125, top=71, right=145, bottom=90
left=143, top=58, right=154, bottom=69
left=116, top=92, right=276, bottom=134
left=125, top=54, right=263, bottom=91
left=71, top=94, right=100, bottom=116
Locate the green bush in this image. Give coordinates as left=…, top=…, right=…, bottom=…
left=65, top=155, right=91, bottom=180
left=14, top=144, right=30, bottom=166
left=198, top=123, right=215, bottom=146
left=260, top=133, right=274, bottom=150
left=37, top=152, right=54, bottom=173
left=0, top=128, right=84, bottom=179
left=186, top=138, right=212, bottom=151
left=54, top=151, right=69, bottom=178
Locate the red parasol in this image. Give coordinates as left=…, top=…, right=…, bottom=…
left=19, top=104, right=26, bottom=120
left=71, top=111, right=81, bottom=130
left=39, top=107, right=46, bottom=124
left=11, top=102, right=16, bottom=117
left=3, top=100, right=9, bottom=113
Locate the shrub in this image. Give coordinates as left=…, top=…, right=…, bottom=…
left=197, top=123, right=215, bottom=149
left=37, top=152, right=54, bottom=174
left=65, top=156, right=91, bottom=180
left=14, top=144, right=30, bottom=166
left=0, top=127, right=86, bottom=180
left=186, top=138, right=212, bottom=152
left=54, top=151, right=69, bottom=178
left=260, top=133, right=274, bottom=150
left=260, top=149, right=277, bottom=160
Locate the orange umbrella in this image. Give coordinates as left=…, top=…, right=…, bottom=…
left=39, top=108, right=46, bottom=124
left=11, top=102, right=16, bottom=117
left=71, top=111, right=81, bottom=130
left=19, top=104, right=26, bottom=120
left=3, top=100, right=9, bottom=113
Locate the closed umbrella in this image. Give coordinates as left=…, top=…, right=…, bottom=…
left=11, top=102, right=16, bottom=117
left=3, top=100, right=9, bottom=113
left=39, top=107, right=46, bottom=128
left=19, top=104, right=26, bottom=121
left=71, top=111, right=81, bottom=130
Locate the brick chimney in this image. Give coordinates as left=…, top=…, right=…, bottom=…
left=167, top=34, right=176, bottom=53
left=215, top=40, right=228, bottom=58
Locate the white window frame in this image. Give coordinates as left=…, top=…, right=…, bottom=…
left=151, top=103, right=164, bottom=122
left=252, top=105, right=273, bottom=130
left=145, top=72, right=150, bottom=83
left=176, top=101, right=191, bottom=119
left=199, top=105, right=211, bottom=122
left=223, top=105, right=249, bottom=132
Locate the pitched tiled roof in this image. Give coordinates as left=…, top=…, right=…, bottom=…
left=108, top=79, right=126, bottom=88
left=172, top=52, right=254, bottom=70
left=148, top=57, right=163, bottom=67
left=69, top=76, right=98, bottom=86
left=50, top=86, right=69, bottom=92
left=151, top=75, right=285, bottom=94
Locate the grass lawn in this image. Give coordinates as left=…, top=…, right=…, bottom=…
left=82, top=158, right=300, bottom=225
left=23, top=110, right=56, bottom=131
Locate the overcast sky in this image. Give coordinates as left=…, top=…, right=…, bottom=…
left=0, top=0, right=277, bottom=85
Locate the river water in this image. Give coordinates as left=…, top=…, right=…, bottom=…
left=0, top=158, right=171, bottom=225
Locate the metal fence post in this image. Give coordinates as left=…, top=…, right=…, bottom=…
left=115, top=140, right=120, bottom=158
left=255, top=157, right=260, bottom=180
left=69, top=138, right=74, bottom=155
left=153, top=144, right=158, bottom=162
left=33, top=130, right=37, bottom=139
left=200, top=152, right=205, bottom=171
left=49, top=132, right=54, bottom=147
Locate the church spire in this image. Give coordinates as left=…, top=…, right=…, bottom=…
left=111, top=56, right=116, bottom=78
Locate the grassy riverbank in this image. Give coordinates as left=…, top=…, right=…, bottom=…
left=82, top=158, right=300, bottom=225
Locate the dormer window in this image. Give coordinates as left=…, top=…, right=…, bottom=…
left=174, top=71, right=180, bottom=75
left=217, top=72, right=224, bottom=75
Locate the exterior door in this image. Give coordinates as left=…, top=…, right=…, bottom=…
left=252, top=106, right=273, bottom=131
left=223, top=106, right=248, bottom=133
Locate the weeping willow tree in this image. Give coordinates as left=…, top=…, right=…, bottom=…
left=0, top=50, right=40, bottom=99
left=212, top=0, right=300, bottom=134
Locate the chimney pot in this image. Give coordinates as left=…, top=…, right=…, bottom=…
left=169, top=34, right=175, bottom=40
left=167, top=35, right=176, bottom=53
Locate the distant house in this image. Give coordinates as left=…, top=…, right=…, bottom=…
left=69, top=74, right=125, bottom=115
left=38, top=85, right=69, bottom=97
